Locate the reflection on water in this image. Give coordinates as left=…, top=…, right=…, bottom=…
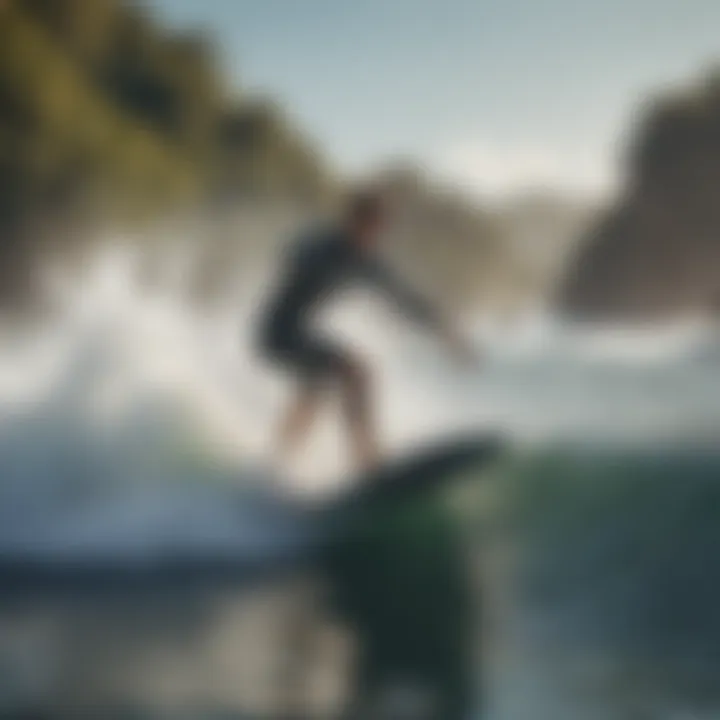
left=0, top=578, right=354, bottom=718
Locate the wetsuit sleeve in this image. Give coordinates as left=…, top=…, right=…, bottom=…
left=364, top=259, right=442, bottom=329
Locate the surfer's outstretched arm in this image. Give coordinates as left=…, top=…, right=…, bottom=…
left=366, top=260, right=480, bottom=364
left=364, top=259, right=440, bottom=328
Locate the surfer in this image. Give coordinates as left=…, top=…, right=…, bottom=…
left=258, top=189, right=477, bottom=472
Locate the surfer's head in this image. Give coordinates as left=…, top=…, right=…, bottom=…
left=344, top=188, right=387, bottom=249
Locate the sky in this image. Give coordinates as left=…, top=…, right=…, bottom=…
left=147, top=0, right=720, bottom=199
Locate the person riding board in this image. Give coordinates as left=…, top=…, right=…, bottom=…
left=258, top=189, right=477, bottom=472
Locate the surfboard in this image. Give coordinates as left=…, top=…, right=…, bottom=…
left=324, top=433, right=503, bottom=510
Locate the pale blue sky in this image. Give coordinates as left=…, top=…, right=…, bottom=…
left=147, top=0, right=720, bottom=197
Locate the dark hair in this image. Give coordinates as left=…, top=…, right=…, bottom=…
left=346, top=188, right=385, bottom=223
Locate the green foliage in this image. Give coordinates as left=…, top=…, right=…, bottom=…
left=215, top=100, right=331, bottom=203
left=0, top=0, right=330, bottom=306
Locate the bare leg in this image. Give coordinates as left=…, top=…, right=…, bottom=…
left=276, top=383, right=323, bottom=465
left=339, top=358, right=380, bottom=473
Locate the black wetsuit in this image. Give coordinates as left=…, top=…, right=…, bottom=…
left=258, top=225, right=440, bottom=382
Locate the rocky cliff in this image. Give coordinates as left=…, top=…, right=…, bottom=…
left=560, top=70, right=720, bottom=320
